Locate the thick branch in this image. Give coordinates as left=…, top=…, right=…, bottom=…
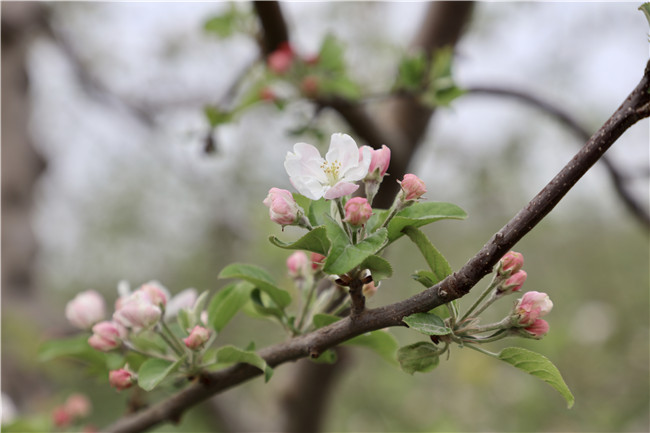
left=253, top=1, right=289, bottom=55
left=106, top=60, right=650, bottom=433
left=466, top=85, right=650, bottom=230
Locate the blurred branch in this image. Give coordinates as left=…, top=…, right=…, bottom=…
left=253, top=1, right=289, bottom=55
left=466, top=85, right=650, bottom=230
left=105, top=58, right=650, bottom=433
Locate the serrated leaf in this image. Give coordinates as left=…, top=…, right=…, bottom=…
left=403, top=312, right=452, bottom=336
left=216, top=345, right=273, bottom=382
left=360, top=255, right=393, bottom=282
left=269, top=226, right=330, bottom=256
left=402, top=226, right=452, bottom=283
left=387, top=202, right=467, bottom=243
left=137, top=357, right=185, bottom=391
left=323, top=215, right=387, bottom=275
left=219, top=263, right=291, bottom=308
left=498, top=347, right=575, bottom=408
left=397, top=341, right=441, bottom=374
left=208, top=282, right=253, bottom=332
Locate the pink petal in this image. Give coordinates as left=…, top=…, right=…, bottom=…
left=323, top=181, right=359, bottom=199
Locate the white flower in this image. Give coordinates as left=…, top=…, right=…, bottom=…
left=284, top=133, right=372, bottom=200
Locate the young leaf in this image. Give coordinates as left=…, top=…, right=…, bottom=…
left=318, top=34, right=345, bottom=73
left=402, top=226, right=452, bottom=283
left=208, top=282, right=254, bottom=332
left=219, top=263, right=291, bottom=308
left=312, top=313, right=339, bottom=329
left=394, top=52, right=427, bottom=92
left=498, top=347, right=575, bottom=408
left=38, top=334, right=101, bottom=362
left=204, top=106, right=232, bottom=128
left=216, top=345, right=273, bottom=382
left=203, top=5, right=241, bottom=38
left=323, top=226, right=388, bottom=275
left=403, top=312, right=452, bottom=336
left=360, top=255, right=393, bottom=282
left=310, top=349, right=338, bottom=364
left=306, top=197, right=331, bottom=227
left=250, top=289, right=285, bottom=321
left=137, top=357, right=185, bottom=392
left=387, top=201, right=467, bottom=242
left=411, top=270, right=438, bottom=288
left=269, top=226, right=330, bottom=255
left=397, top=341, right=441, bottom=375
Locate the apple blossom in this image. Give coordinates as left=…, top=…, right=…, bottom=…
left=498, top=251, right=524, bottom=276
left=140, top=282, right=168, bottom=308
left=52, top=406, right=72, bottom=428
left=310, top=253, right=326, bottom=270
left=109, top=369, right=135, bottom=391
left=499, top=270, right=527, bottom=293
left=287, top=251, right=309, bottom=278
left=344, top=197, right=373, bottom=227
left=267, top=42, right=293, bottom=74
left=64, top=394, right=92, bottom=419
left=284, top=133, right=372, bottom=200
left=398, top=174, right=427, bottom=201
left=65, top=290, right=106, bottom=330
left=362, top=145, right=391, bottom=180
left=263, top=188, right=303, bottom=226
left=362, top=281, right=378, bottom=298
left=515, top=291, right=553, bottom=326
left=88, top=321, right=126, bottom=351
left=164, top=288, right=198, bottom=321
left=300, top=75, right=319, bottom=97
left=183, top=326, right=210, bottom=350
left=113, top=290, right=161, bottom=330
left=522, top=319, right=550, bottom=338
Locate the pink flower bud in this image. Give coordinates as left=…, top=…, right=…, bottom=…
left=113, top=291, right=161, bottom=330
left=109, top=369, right=135, bottom=391
left=52, top=406, right=72, bottom=428
left=362, top=281, right=378, bottom=298
left=498, top=251, right=524, bottom=276
left=287, top=251, right=309, bottom=278
left=259, top=87, right=276, bottom=102
left=344, top=197, right=373, bottom=227
left=65, top=290, right=106, bottom=330
left=139, top=283, right=168, bottom=307
left=300, top=75, right=319, bottom=97
left=362, top=145, right=391, bottom=179
left=263, top=188, right=302, bottom=227
left=183, top=326, right=210, bottom=350
left=88, top=321, right=126, bottom=351
left=310, top=253, right=326, bottom=270
left=500, top=270, right=527, bottom=293
left=522, top=319, right=550, bottom=338
left=399, top=174, right=427, bottom=201
left=515, top=291, right=553, bottom=326
left=64, top=393, right=92, bottom=419
left=267, top=42, right=293, bottom=74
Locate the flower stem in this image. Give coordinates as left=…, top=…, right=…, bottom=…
left=335, top=198, right=353, bottom=241
left=458, top=274, right=503, bottom=323
left=296, top=281, right=317, bottom=333
left=464, top=343, right=500, bottom=359
left=159, top=321, right=186, bottom=357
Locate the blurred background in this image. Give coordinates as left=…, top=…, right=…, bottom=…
left=2, top=2, right=648, bottom=432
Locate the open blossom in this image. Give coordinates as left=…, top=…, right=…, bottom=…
left=65, top=290, right=106, bottom=330
left=140, top=282, right=168, bottom=307
left=515, top=291, right=553, bottom=326
left=164, top=288, right=198, bottom=321
left=498, top=251, right=524, bottom=276
left=284, top=133, right=371, bottom=200
left=399, top=174, right=427, bottom=201
left=109, top=369, right=135, bottom=391
left=344, top=197, right=373, bottom=227
left=113, top=290, right=161, bottom=330
left=362, top=145, right=391, bottom=180
left=183, top=326, right=210, bottom=350
left=88, top=321, right=126, bottom=351
left=263, top=188, right=303, bottom=226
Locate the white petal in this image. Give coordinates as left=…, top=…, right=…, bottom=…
left=290, top=176, right=326, bottom=200
left=323, top=181, right=359, bottom=199
left=342, top=145, right=371, bottom=181
left=285, top=143, right=326, bottom=183
left=325, top=133, right=358, bottom=169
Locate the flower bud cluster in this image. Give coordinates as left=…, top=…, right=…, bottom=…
left=51, top=393, right=92, bottom=429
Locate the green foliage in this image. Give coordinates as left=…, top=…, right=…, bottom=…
left=203, top=106, right=232, bottom=128
left=386, top=202, right=467, bottom=242
left=402, top=226, right=452, bottom=283
left=208, top=282, right=253, bottom=332
left=360, top=254, right=393, bottom=282
left=203, top=5, right=247, bottom=38
left=137, top=357, right=185, bottom=391
left=312, top=34, right=362, bottom=100
left=215, top=345, right=273, bottom=382
left=395, top=52, right=428, bottom=92
left=269, top=226, right=330, bottom=255
left=397, top=341, right=442, bottom=374
left=498, top=347, right=575, bottom=408
left=218, top=263, right=292, bottom=308
left=402, top=312, right=452, bottom=336
left=421, top=46, right=466, bottom=107
left=410, top=270, right=439, bottom=288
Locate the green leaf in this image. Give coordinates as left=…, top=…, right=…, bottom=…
left=366, top=209, right=390, bottom=232
left=208, top=282, right=254, bottom=332
left=269, top=226, right=330, bottom=256
left=395, top=52, right=427, bottom=92
left=639, top=3, right=650, bottom=28
left=498, top=347, right=575, bottom=408
left=203, top=5, right=241, bottom=38
left=387, top=202, right=467, bottom=243
left=312, top=313, right=340, bottom=329
left=216, top=345, right=273, bottom=382
left=38, top=334, right=100, bottom=362
left=323, top=216, right=388, bottom=275
left=397, top=342, right=442, bottom=375
left=403, top=312, right=452, bottom=336
left=360, top=255, right=393, bottom=282
left=204, top=106, right=232, bottom=128
left=137, top=357, right=185, bottom=391
left=402, top=226, right=452, bottom=283
left=411, top=270, right=438, bottom=288
left=318, top=34, right=345, bottom=73
left=250, top=289, right=285, bottom=321
left=319, top=76, right=361, bottom=100
left=219, top=263, right=291, bottom=308
left=177, top=309, right=192, bottom=333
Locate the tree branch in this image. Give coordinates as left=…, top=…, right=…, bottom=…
left=105, top=58, right=650, bottom=433
left=466, top=85, right=650, bottom=230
